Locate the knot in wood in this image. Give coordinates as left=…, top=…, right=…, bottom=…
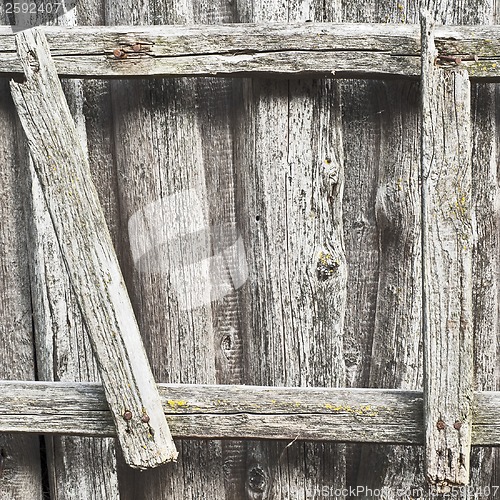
left=247, top=466, right=267, bottom=493
left=316, top=250, right=340, bottom=281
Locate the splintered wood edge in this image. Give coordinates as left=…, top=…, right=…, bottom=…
left=9, top=27, right=177, bottom=469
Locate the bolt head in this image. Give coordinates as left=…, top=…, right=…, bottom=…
left=141, top=414, right=150, bottom=423
left=123, top=410, right=133, bottom=421
left=436, top=420, right=446, bottom=430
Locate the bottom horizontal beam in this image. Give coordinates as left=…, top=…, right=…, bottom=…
left=0, top=381, right=498, bottom=445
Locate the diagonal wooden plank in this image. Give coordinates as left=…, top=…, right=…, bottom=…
left=9, top=28, right=177, bottom=469
left=420, top=12, right=475, bottom=492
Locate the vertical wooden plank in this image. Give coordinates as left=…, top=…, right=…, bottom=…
left=106, top=1, right=228, bottom=498
left=235, top=78, right=347, bottom=500
left=466, top=2, right=500, bottom=493
left=0, top=80, right=43, bottom=499
left=337, top=1, right=386, bottom=489
left=234, top=0, right=347, bottom=497
left=355, top=80, right=424, bottom=493
left=0, top=9, right=43, bottom=500
left=421, top=12, right=474, bottom=491
left=469, top=83, right=499, bottom=494
left=350, top=0, right=499, bottom=494
left=340, top=1, right=423, bottom=492
left=192, top=3, right=247, bottom=497
left=13, top=4, right=121, bottom=499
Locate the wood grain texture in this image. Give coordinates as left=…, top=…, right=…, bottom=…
left=15, top=3, right=121, bottom=498
left=421, top=13, right=474, bottom=490
left=23, top=151, right=120, bottom=500
left=0, top=77, right=43, bottom=500
left=10, top=28, right=177, bottom=469
left=0, top=24, right=500, bottom=79
left=0, top=1, right=498, bottom=497
left=193, top=4, right=248, bottom=499
left=355, top=79, right=425, bottom=494
left=0, top=381, right=500, bottom=445
left=105, top=1, right=226, bottom=498
left=468, top=81, right=499, bottom=495
left=232, top=1, right=348, bottom=498
left=340, top=2, right=413, bottom=495
left=351, top=3, right=426, bottom=496
left=349, top=0, right=499, bottom=496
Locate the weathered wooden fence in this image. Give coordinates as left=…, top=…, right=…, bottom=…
left=1, top=1, right=499, bottom=499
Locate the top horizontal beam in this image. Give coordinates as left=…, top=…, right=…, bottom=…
left=0, top=23, right=500, bottom=80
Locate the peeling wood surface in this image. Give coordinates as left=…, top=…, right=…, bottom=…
left=421, top=13, right=475, bottom=490
left=0, top=24, right=500, bottom=79
left=10, top=28, right=177, bottom=469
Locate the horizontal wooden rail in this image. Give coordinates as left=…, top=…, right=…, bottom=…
left=0, top=24, right=500, bottom=80
left=0, top=381, right=499, bottom=445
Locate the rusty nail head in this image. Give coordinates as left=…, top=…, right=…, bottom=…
left=454, top=420, right=462, bottom=430
left=141, top=414, right=150, bottom=423
left=436, top=420, right=446, bottom=430
left=123, top=410, right=133, bottom=421
left=113, top=48, right=122, bottom=58
left=132, top=43, right=141, bottom=52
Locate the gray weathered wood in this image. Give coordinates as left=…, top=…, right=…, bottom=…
left=233, top=2, right=348, bottom=498
left=348, top=1, right=499, bottom=496
left=10, top=28, right=177, bottom=469
left=342, top=5, right=421, bottom=497
left=23, top=142, right=121, bottom=500
left=193, top=5, right=247, bottom=499
left=105, top=0, right=226, bottom=497
left=421, top=12, right=475, bottom=491
left=1, top=23, right=500, bottom=79
left=15, top=5, right=121, bottom=498
left=355, top=78, right=424, bottom=493
left=0, top=382, right=422, bottom=442
left=0, top=381, right=499, bottom=445
left=470, top=84, right=500, bottom=494
left=0, top=77, right=43, bottom=500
